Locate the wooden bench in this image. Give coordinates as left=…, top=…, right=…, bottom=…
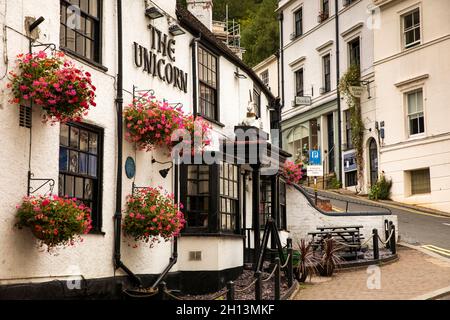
left=308, top=226, right=365, bottom=258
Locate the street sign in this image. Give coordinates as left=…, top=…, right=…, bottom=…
left=349, top=86, right=364, bottom=98
left=309, top=149, right=321, bottom=165
left=295, top=96, right=312, bottom=106
left=307, top=165, right=324, bottom=177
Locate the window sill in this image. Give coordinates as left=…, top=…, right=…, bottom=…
left=198, top=115, right=226, bottom=128
left=407, top=133, right=426, bottom=141
left=60, top=47, right=109, bottom=73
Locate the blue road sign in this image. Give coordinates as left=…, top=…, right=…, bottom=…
left=309, top=150, right=321, bottom=165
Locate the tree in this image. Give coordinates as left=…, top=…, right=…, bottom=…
left=178, top=0, right=279, bottom=67
left=240, top=0, right=279, bottom=66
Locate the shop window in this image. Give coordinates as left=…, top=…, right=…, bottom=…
left=345, top=171, right=358, bottom=187
left=184, top=165, right=210, bottom=230
left=59, top=122, right=103, bottom=231
left=260, top=177, right=272, bottom=228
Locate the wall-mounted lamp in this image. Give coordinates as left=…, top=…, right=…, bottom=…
left=152, top=158, right=173, bottom=179
left=145, top=6, right=164, bottom=19
left=29, top=16, right=45, bottom=33
left=159, top=168, right=172, bottom=178
left=169, top=24, right=185, bottom=36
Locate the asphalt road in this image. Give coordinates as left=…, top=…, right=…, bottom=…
left=305, top=189, right=450, bottom=258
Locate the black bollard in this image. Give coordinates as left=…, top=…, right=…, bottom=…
left=255, top=271, right=262, bottom=300
left=287, top=238, right=293, bottom=288
left=389, top=222, right=397, bottom=255
left=274, top=258, right=281, bottom=300
left=372, top=229, right=379, bottom=260
left=384, top=219, right=390, bottom=249
left=226, top=281, right=235, bottom=300
left=158, top=281, right=167, bottom=300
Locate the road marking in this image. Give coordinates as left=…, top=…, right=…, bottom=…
left=421, top=245, right=450, bottom=257
left=443, top=223, right=450, bottom=226
left=332, top=206, right=344, bottom=212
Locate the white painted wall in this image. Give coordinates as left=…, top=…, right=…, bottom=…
left=286, top=186, right=398, bottom=248
left=373, top=0, right=450, bottom=212
left=253, top=55, right=279, bottom=98
left=0, top=0, right=274, bottom=285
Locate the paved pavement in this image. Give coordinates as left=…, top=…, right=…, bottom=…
left=305, top=188, right=450, bottom=258
left=293, top=246, right=450, bottom=300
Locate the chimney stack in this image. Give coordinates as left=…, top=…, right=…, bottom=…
left=186, top=0, right=213, bottom=31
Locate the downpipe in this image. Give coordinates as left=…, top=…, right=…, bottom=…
left=114, top=0, right=142, bottom=288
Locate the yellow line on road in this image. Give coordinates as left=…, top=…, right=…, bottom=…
left=421, top=245, right=450, bottom=257
left=332, top=206, right=344, bottom=212
left=424, top=245, right=450, bottom=254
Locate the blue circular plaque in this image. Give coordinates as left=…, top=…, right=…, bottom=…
left=125, top=157, right=136, bottom=179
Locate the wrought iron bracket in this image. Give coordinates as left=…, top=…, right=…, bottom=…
left=132, top=85, right=155, bottom=106
left=132, top=182, right=151, bottom=196
left=31, top=43, right=57, bottom=53
left=27, top=171, right=55, bottom=196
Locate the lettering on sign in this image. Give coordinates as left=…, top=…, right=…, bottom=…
left=133, top=25, right=188, bottom=93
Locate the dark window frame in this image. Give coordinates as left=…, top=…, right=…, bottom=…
left=180, top=160, right=241, bottom=235
left=403, top=8, right=421, bottom=49
left=321, top=0, right=330, bottom=18
left=58, top=121, right=104, bottom=233
left=60, top=0, right=103, bottom=66
left=197, top=45, right=219, bottom=122
left=294, top=7, right=303, bottom=38
left=348, top=37, right=361, bottom=69
left=323, top=54, right=331, bottom=93
left=345, top=171, right=358, bottom=187
left=295, top=68, right=304, bottom=97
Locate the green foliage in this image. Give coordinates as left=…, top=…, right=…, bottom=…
left=368, top=174, right=393, bottom=200
left=178, top=0, right=279, bottom=67
left=328, top=175, right=342, bottom=190
left=240, top=0, right=279, bottom=66
left=339, top=65, right=365, bottom=188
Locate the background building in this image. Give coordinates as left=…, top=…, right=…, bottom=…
left=373, top=0, right=450, bottom=212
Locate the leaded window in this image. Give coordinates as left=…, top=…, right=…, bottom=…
left=185, top=165, right=210, bottom=229
left=198, top=46, right=218, bottom=120
left=60, top=0, right=102, bottom=62
left=219, top=163, right=238, bottom=233
left=59, top=122, right=103, bottom=231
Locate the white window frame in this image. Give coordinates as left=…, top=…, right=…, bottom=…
left=401, top=7, right=422, bottom=49
left=260, top=70, right=269, bottom=88
left=405, top=88, right=425, bottom=138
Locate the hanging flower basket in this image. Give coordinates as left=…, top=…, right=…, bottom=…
left=15, top=195, right=93, bottom=251
left=122, top=187, right=185, bottom=247
left=124, top=96, right=211, bottom=153
left=7, top=51, right=97, bottom=124
left=282, top=160, right=304, bottom=185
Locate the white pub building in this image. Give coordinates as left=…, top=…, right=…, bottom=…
left=0, top=0, right=291, bottom=298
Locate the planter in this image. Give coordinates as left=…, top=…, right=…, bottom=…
left=318, top=263, right=335, bottom=277
left=294, top=267, right=308, bottom=283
